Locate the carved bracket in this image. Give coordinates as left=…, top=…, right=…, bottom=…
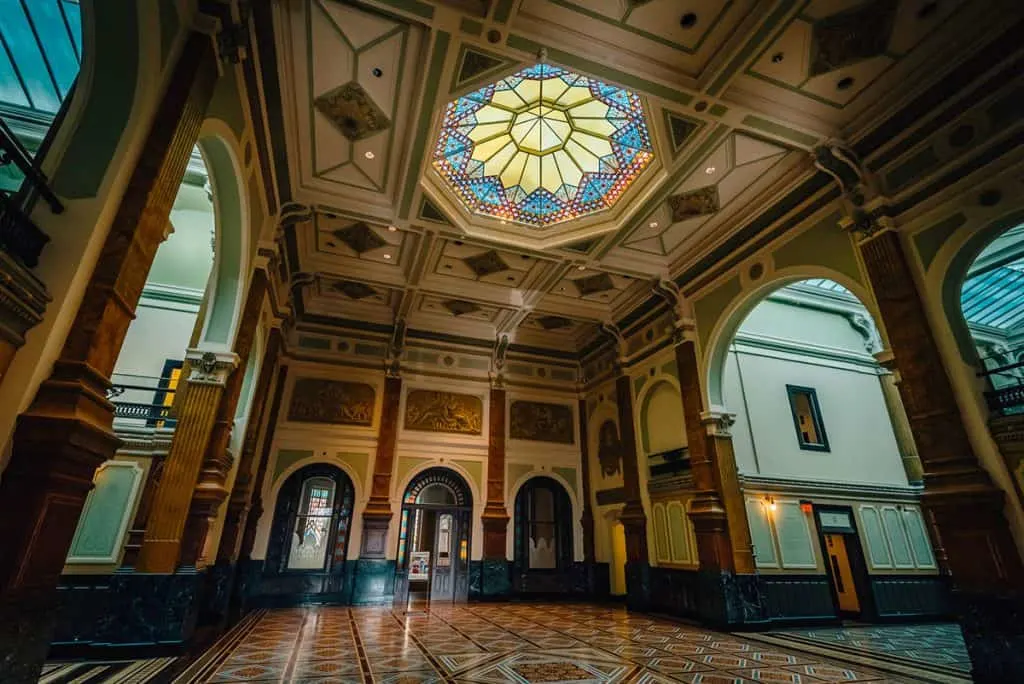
left=386, top=318, right=407, bottom=377
left=186, top=349, right=239, bottom=386
left=700, top=408, right=736, bottom=438
left=490, top=333, right=510, bottom=387
left=652, top=278, right=696, bottom=344
left=812, top=141, right=895, bottom=240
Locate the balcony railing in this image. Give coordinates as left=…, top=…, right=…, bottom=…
left=0, top=114, right=61, bottom=268
left=978, top=349, right=1024, bottom=416
left=108, top=373, right=178, bottom=427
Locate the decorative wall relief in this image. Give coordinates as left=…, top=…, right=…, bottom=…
left=288, top=378, right=376, bottom=425
left=597, top=420, right=622, bottom=477
left=404, top=390, right=483, bottom=434
left=314, top=81, right=391, bottom=141
left=509, top=401, right=574, bottom=444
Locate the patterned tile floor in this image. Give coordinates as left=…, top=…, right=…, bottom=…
left=742, top=623, right=970, bottom=682
left=175, top=603, right=969, bottom=684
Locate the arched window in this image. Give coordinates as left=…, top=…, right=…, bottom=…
left=515, top=477, right=572, bottom=570
left=266, top=464, right=354, bottom=574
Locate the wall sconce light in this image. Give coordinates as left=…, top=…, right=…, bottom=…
left=764, top=496, right=777, bottom=512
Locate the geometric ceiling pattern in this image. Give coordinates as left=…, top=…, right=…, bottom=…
left=432, top=63, right=653, bottom=229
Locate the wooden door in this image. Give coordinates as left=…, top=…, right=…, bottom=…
left=825, top=533, right=861, bottom=614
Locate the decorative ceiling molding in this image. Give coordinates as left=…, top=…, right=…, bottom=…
left=668, top=185, right=720, bottom=222
left=444, top=299, right=482, bottom=316
left=314, top=81, right=392, bottom=141
left=809, top=0, right=898, bottom=76
left=332, top=280, right=378, bottom=300
left=463, top=249, right=511, bottom=277
left=333, top=222, right=387, bottom=253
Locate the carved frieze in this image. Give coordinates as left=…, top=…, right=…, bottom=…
left=509, top=401, right=574, bottom=444
left=288, top=378, right=376, bottom=425
left=404, top=390, right=483, bottom=434
left=668, top=185, right=719, bottom=222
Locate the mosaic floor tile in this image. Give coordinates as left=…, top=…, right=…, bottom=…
left=783, top=664, right=883, bottom=681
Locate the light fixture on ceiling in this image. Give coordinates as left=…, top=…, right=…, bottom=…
left=577, top=265, right=586, bottom=271
left=705, top=166, right=716, bottom=174
left=649, top=221, right=659, bottom=228
left=387, top=225, right=398, bottom=232
left=364, top=151, right=375, bottom=159
left=383, top=254, right=392, bottom=259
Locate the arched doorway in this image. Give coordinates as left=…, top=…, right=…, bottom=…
left=393, top=467, right=472, bottom=610
left=513, top=476, right=573, bottom=593
left=258, top=463, right=355, bottom=606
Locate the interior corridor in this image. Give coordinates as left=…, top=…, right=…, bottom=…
left=44, top=603, right=969, bottom=684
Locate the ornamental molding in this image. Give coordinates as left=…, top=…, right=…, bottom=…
left=185, top=349, right=239, bottom=386
left=0, top=250, right=50, bottom=347
left=700, top=408, right=736, bottom=438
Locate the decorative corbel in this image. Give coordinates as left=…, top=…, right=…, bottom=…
left=385, top=318, right=407, bottom=378
left=601, top=321, right=628, bottom=372
left=490, top=333, right=511, bottom=388
left=653, top=278, right=697, bottom=344
left=812, top=140, right=894, bottom=241
left=845, top=312, right=883, bottom=354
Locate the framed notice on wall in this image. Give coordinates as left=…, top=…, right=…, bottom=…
left=409, top=551, right=430, bottom=580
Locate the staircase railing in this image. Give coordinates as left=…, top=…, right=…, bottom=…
left=0, top=114, right=61, bottom=268
left=978, top=346, right=1024, bottom=416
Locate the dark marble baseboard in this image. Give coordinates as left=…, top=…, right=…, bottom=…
left=51, top=571, right=204, bottom=648
left=955, top=589, right=1024, bottom=683
left=760, top=574, right=836, bottom=626
left=481, top=559, right=512, bottom=598
left=869, top=574, right=950, bottom=620
left=350, top=559, right=395, bottom=605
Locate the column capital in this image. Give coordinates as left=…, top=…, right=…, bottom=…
left=185, top=348, right=239, bottom=386
left=700, top=408, right=736, bottom=438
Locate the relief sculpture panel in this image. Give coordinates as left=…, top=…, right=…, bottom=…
left=509, top=401, right=574, bottom=444
left=288, top=378, right=376, bottom=425
left=404, top=390, right=483, bottom=435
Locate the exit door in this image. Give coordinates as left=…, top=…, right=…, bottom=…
left=824, top=533, right=860, bottom=614
left=815, top=506, right=871, bottom=620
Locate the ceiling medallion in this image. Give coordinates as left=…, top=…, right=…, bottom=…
left=810, top=1, right=896, bottom=76
left=443, top=299, right=482, bottom=316
left=314, top=81, right=391, bottom=142
left=668, top=185, right=720, bottom=222
left=332, top=222, right=386, bottom=254
left=332, top=280, right=377, bottom=300
left=432, top=63, right=654, bottom=228
left=463, top=249, right=510, bottom=277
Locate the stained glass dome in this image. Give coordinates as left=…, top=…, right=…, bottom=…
left=432, top=64, right=654, bottom=228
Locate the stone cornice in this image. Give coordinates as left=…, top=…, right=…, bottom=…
left=0, top=249, right=51, bottom=346
left=739, top=473, right=923, bottom=502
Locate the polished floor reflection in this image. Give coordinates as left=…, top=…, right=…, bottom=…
left=169, top=603, right=968, bottom=684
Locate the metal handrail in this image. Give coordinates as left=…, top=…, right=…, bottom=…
left=0, top=113, right=61, bottom=268
left=108, top=374, right=179, bottom=424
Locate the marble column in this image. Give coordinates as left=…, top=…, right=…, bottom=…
left=360, top=375, right=401, bottom=558
left=135, top=349, right=239, bottom=573
left=0, top=32, right=217, bottom=683
left=615, top=371, right=649, bottom=609
left=676, top=332, right=761, bottom=626
left=857, top=227, right=1024, bottom=680
left=874, top=354, right=924, bottom=485
left=481, top=385, right=511, bottom=596
left=180, top=271, right=268, bottom=568
left=216, top=326, right=283, bottom=565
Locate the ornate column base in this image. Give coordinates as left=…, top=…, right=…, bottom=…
left=480, top=508, right=511, bottom=598
left=360, top=507, right=393, bottom=560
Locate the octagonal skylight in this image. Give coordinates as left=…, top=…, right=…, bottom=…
left=432, top=64, right=654, bottom=228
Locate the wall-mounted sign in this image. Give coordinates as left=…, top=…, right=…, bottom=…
left=818, top=510, right=854, bottom=533
left=409, top=551, right=430, bottom=580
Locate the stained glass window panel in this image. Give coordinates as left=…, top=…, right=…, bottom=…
left=432, top=63, right=653, bottom=228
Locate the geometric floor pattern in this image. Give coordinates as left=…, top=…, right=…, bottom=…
left=742, top=623, right=970, bottom=683
left=171, top=603, right=970, bottom=683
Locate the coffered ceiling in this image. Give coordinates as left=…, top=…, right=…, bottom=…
left=266, top=0, right=1008, bottom=358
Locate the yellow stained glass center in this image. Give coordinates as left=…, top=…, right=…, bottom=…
left=510, top=105, right=570, bottom=154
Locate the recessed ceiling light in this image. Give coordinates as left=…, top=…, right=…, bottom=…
left=771, top=52, right=784, bottom=64
left=577, top=265, right=586, bottom=271
left=364, top=151, right=375, bottom=159
left=649, top=221, right=659, bottom=228
left=705, top=166, right=716, bottom=174
left=680, top=12, right=698, bottom=29
left=383, top=254, right=392, bottom=259
left=837, top=76, right=855, bottom=91
left=387, top=225, right=398, bottom=232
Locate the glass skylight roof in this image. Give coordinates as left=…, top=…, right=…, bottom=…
left=432, top=64, right=654, bottom=228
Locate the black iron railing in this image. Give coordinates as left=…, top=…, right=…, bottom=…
left=0, top=115, right=61, bottom=268
left=978, top=348, right=1024, bottom=415
left=108, top=375, right=178, bottom=427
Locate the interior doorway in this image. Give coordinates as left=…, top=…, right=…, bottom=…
left=610, top=520, right=627, bottom=596
left=393, top=468, right=472, bottom=612
left=815, top=506, right=872, bottom=619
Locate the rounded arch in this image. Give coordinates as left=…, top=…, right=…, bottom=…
left=635, top=376, right=686, bottom=455
left=703, top=266, right=881, bottom=407
left=266, top=453, right=366, bottom=513
left=513, top=475, right=574, bottom=571
left=936, top=208, right=1024, bottom=366
left=401, top=466, right=474, bottom=508
left=195, top=125, right=250, bottom=352
left=508, top=470, right=580, bottom=516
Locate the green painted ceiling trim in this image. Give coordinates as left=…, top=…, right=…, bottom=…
left=546, top=0, right=698, bottom=54
left=913, top=212, right=967, bottom=272
left=599, top=125, right=730, bottom=259
left=494, top=0, right=515, bottom=23
left=505, top=34, right=693, bottom=106
left=740, top=115, right=817, bottom=147
left=708, top=104, right=728, bottom=117
left=695, top=275, right=742, bottom=351
left=399, top=30, right=451, bottom=219
left=772, top=210, right=861, bottom=285
left=273, top=449, right=314, bottom=482
left=372, top=0, right=434, bottom=20
left=450, top=44, right=519, bottom=94
left=53, top=3, right=138, bottom=198
left=460, top=18, right=483, bottom=36
left=707, top=0, right=799, bottom=96
left=552, top=466, right=578, bottom=496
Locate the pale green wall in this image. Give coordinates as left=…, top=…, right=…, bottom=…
left=149, top=182, right=216, bottom=292
left=739, top=299, right=865, bottom=352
